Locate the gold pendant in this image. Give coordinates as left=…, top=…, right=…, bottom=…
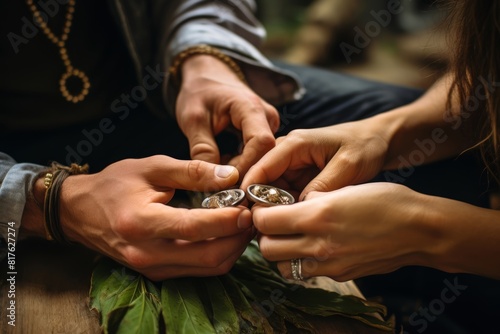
left=60, top=67, right=91, bottom=103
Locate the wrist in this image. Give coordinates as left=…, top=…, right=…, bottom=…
left=169, top=45, right=247, bottom=89
left=58, top=173, right=91, bottom=245
left=358, top=109, right=406, bottom=167
left=182, top=54, right=245, bottom=85
left=397, top=191, right=447, bottom=268
left=370, top=104, right=425, bottom=170
left=20, top=162, right=90, bottom=243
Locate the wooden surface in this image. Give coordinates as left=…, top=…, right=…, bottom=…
left=0, top=239, right=391, bottom=333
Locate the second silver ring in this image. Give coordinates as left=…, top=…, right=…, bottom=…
left=290, top=258, right=304, bottom=281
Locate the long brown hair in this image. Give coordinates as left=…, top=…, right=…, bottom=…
left=447, top=0, right=500, bottom=183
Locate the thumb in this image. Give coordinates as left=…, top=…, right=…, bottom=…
left=146, top=157, right=239, bottom=192
left=177, top=161, right=240, bottom=192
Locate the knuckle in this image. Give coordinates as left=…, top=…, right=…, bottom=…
left=147, top=154, right=166, bottom=164
left=200, top=251, right=226, bottom=268
left=336, top=150, right=361, bottom=169
left=250, top=132, right=275, bottom=150
left=256, top=236, right=278, bottom=261
left=285, top=130, right=310, bottom=147
left=170, top=210, right=208, bottom=241
left=190, top=143, right=216, bottom=162
left=258, top=242, right=274, bottom=261
left=311, top=243, right=332, bottom=260
left=237, top=96, right=271, bottom=119
left=184, top=108, right=207, bottom=125
left=256, top=132, right=276, bottom=148
left=243, top=94, right=264, bottom=108
left=186, top=160, right=207, bottom=180
left=266, top=104, right=279, bottom=116
left=122, top=248, right=152, bottom=270
left=266, top=103, right=279, bottom=115
left=113, top=211, right=143, bottom=239
left=334, top=151, right=368, bottom=181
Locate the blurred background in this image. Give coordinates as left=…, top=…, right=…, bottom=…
left=255, top=0, right=450, bottom=90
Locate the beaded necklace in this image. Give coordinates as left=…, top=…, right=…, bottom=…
left=26, top=0, right=90, bottom=103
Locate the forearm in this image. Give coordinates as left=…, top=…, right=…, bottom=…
left=367, top=74, right=479, bottom=170
left=418, top=194, right=500, bottom=280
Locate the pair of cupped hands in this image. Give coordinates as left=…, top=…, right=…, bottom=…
left=59, top=57, right=422, bottom=282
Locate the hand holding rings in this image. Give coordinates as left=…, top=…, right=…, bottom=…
left=202, top=185, right=303, bottom=281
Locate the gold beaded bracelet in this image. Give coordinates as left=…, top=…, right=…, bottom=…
left=168, top=45, right=247, bottom=87
left=43, top=162, right=89, bottom=243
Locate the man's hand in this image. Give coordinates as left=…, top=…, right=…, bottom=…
left=57, top=156, right=254, bottom=280
left=176, top=54, right=280, bottom=177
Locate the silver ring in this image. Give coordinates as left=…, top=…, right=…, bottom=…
left=290, top=258, right=303, bottom=281
left=201, top=189, right=245, bottom=208
left=246, top=184, right=295, bottom=206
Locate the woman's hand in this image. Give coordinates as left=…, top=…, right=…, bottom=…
left=253, top=183, right=438, bottom=282
left=58, top=156, right=254, bottom=281
left=241, top=119, right=391, bottom=200
left=176, top=54, right=280, bottom=177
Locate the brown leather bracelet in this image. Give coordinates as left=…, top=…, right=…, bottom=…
left=43, top=162, right=89, bottom=243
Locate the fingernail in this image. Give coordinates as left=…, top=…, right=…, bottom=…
left=215, top=165, right=236, bottom=178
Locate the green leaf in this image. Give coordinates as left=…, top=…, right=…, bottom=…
left=220, top=275, right=274, bottom=334
left=89, top=258, right=162, bottom=334
left=202, top=277, right=240, bottom=333
left=90, top=240, right=394, bottom=333
left=161, top=278, right=216, bottom=333
left=284, top=285, right=386, bottom=316
left=233, top=276, right=313, bottom=333
left=108, top=291, right=162, bottom=334
left=89, top=258, right=134, bottom=319
left=232, top=240, right=393, bottom=332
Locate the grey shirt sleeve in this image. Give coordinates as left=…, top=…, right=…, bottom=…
left=162, top=0, right=305, bottom=112
left=0, top=153, right=47, bottom=260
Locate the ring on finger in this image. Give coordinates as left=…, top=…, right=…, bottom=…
left=290, top=258, right=304, bottom=281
